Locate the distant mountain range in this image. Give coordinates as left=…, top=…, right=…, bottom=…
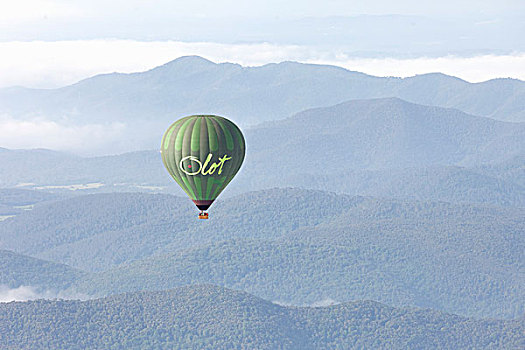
left=1, top=56, right=524, bottom=153
left=1, top=190, right=523, bottom=319
left=1, top=285, right=522, bottom=349
left=1, top=98, right=523, bottom=207
left=2, top=56, right=523, bottom=125
left=246, top=97, right=525, bottom=169
left=1, top=56, right=524, bottom=347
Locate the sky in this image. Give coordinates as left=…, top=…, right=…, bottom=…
left=0, top=0, right=523, bottom=88
left=0, top=0, right=523, bottom=153
left=1, top=0, right=523, bottom=23
left=1, top=40, right=524, bottom=89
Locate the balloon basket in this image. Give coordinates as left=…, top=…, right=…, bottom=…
left=198, top=212, right=209, bottom=219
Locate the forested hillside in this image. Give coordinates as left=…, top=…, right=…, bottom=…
left=0, top=188, right=65, bottom=217
left=1, top=190, right=523, bottom=318
left=0, top=190, right=355, bottom=270
left=0, top=188, right=63, bottom=207
left=0, top=250, right=84, bottom=290
left=1, top=285, right=522, bottom=349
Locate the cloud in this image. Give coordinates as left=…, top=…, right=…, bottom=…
left=0, top=285, right=89, bottom=302
left=320, top=54, right=525, bottom=83
left=273, top=298, right=340, bottom=307
left=309, top=298, right=339, bottom=307
left=0, top=115, right=126, bottom=155
left=0, top=40, right=523, bottom=89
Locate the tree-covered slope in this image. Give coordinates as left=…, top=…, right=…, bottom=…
left=2, top=190, right=523, bottom=318
left=0, top=190, right=357, bottom=270
left=256, top=165, right=525, bottom=207
left=0, top=188, right=66, bottom=217
left=0, top=188, right=63, bottom=207
left=71, top=223, right=524, bottom=319
left=474, top=155, right=525, bottom=188
left=0, top=285, right=522, bottom=350
left=0, top=193, right=194, bottom=269
left=0, top=249, right=85, bottom=290
left=7, top=188, right=520, bottom=272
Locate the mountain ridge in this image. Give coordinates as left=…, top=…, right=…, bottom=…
left=1, top=190, right=522, bottom=318
left=1, top=285, right=522, bottom=349
left=1, top=98, right=523, bottom=186
left=0, top=249, right=85, bottom=291
left=1, top=57, right=523, bottom=134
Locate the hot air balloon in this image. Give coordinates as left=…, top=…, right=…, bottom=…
left=161, top=115, right=245, bottom=219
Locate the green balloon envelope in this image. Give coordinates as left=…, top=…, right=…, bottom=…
left=161, top=115, right=246, bottom=211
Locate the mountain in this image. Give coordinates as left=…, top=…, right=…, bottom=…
left=0, top=249, right=85, bottom=291
left=1, top=57, right=524, bottom=154
left=257, top=165, right=525, bottom=207
left=2, top=190, right=523, bottom=318
left=0, top=193, right=194, bottom=270
left=1, top=285, right=522, bottom=349
left=237, top=98, right=525, bottom=205
left=0, top=188, right=65, bottom=223
left=0, top=190, right=356, bottom=271
left=245, top=98, right=525, bottom=169
left=1, top=98, right=524, bottom=207
left=0, top=188, right=63, bottom=207
left=0, top=149, right=166, bottom=190
left=71, top=234, right=524, bottom=319
left=0, top=188, right=66, bottom=217
left=0, top=153, right=522, bottom=208
left=2, top=57, right=523, bottom=125
left=474, top=155, right=525, bottom=188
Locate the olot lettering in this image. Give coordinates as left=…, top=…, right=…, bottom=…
left=180, top=154, right=232, bottom=176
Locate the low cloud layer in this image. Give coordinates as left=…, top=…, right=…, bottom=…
left=0, top=115, right=126, bottom=155
left=274, top=298, right=340, bottom=308
left=0, top=285, right=89, bottom=302
left=0, top=40, right=523, bottom=88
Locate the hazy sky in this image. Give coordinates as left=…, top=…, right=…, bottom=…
left=0, top=0, right=523, bottom=87
left=2, top=1, right=523, bottom=41
left=0, top=1, right=523, bottom=153
left=2, top=0, right=523, bottom=24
